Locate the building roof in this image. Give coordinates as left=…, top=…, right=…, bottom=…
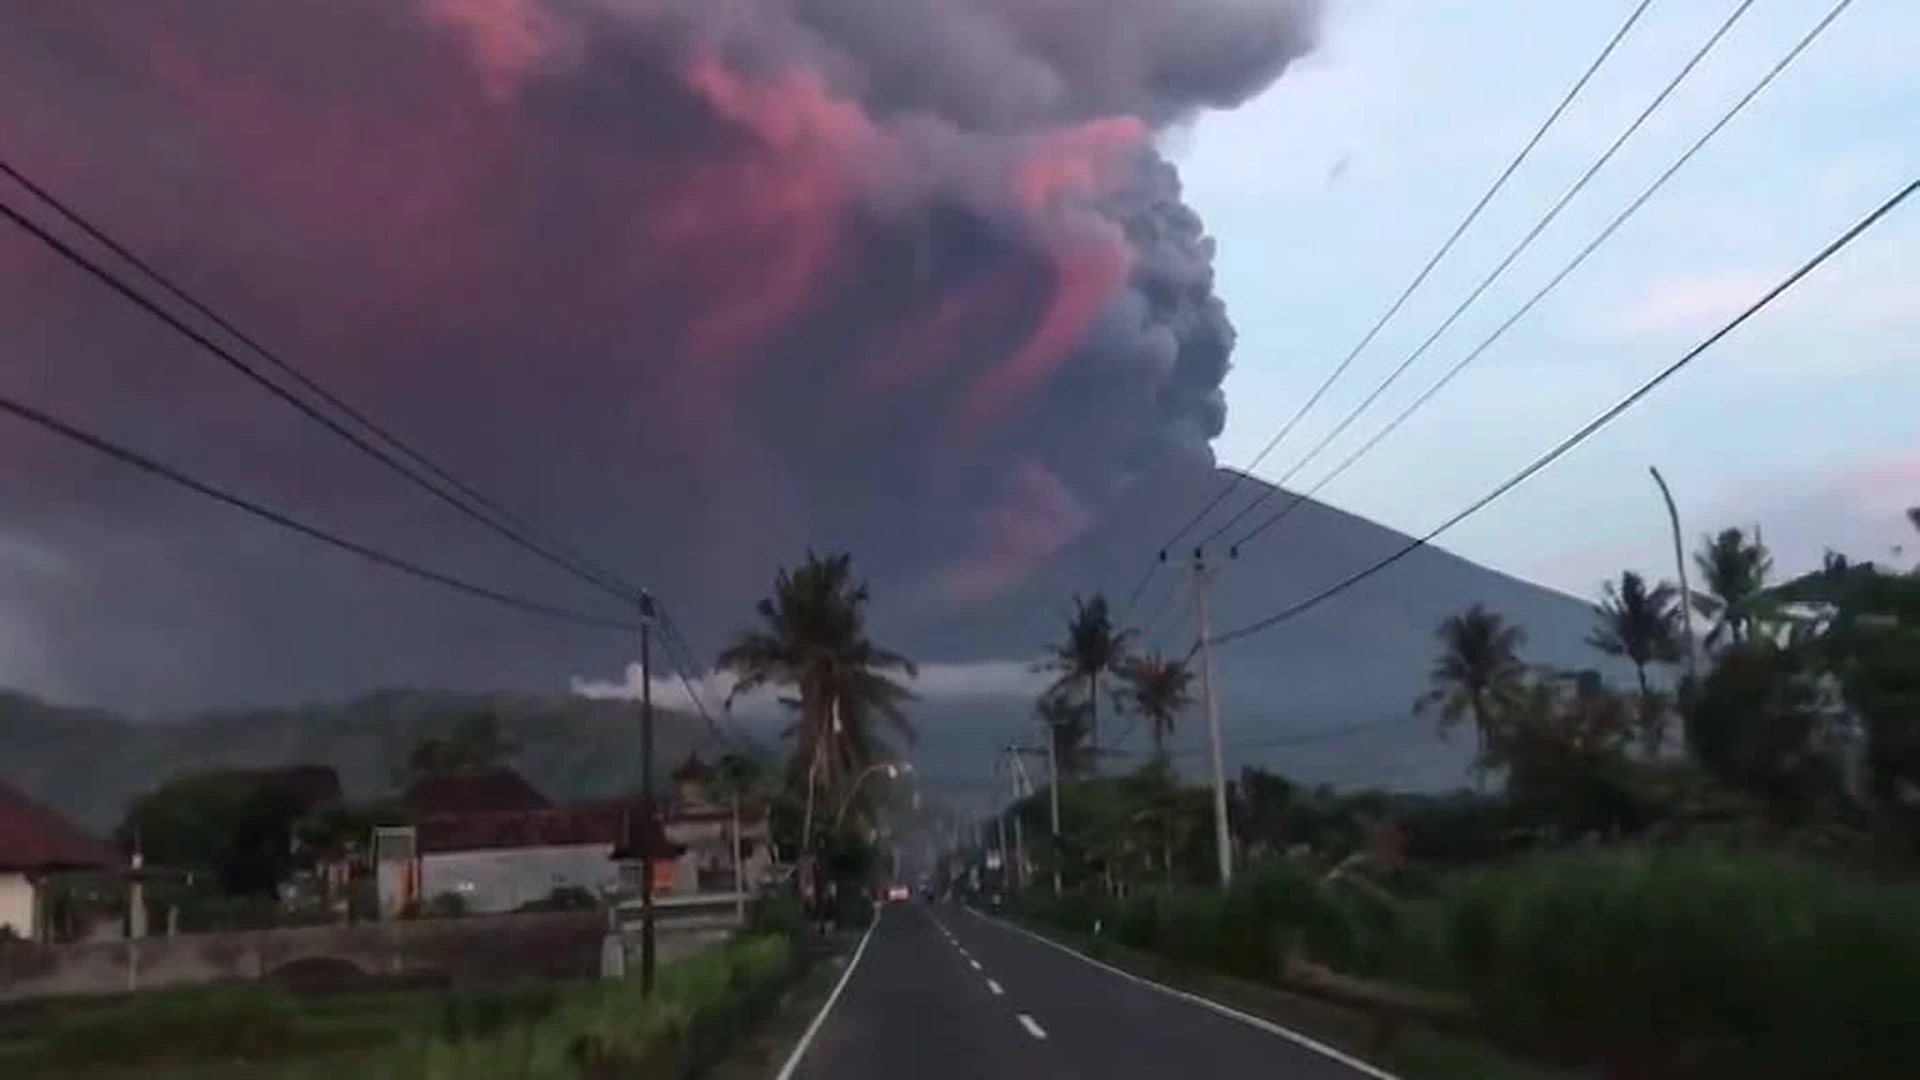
left=0, top=781, right=119, bottom=873
left=415, top=797, right=683, bottom=859
left=403, top=767, right=551, bottom=819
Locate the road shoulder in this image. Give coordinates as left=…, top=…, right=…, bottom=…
left=964, top=905, right=1589, bottom=1080
left=707, top=924, right=875, bottom=1080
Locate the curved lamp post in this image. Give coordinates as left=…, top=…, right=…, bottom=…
left=833, top=761, right=913, bottom=834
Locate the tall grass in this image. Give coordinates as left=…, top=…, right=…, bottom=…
left=1019, top=848, right=1920, bottom=1078
left=359, top=932, right=797, bottom=1079
left=1447, top=848, right=1920, bottom=1078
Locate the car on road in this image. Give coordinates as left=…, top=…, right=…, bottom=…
left=884, top=883, right=911, bottom=902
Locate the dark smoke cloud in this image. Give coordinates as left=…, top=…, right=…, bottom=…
left=0, top=0, right=1316, bottom=709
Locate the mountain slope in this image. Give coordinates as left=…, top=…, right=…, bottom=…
left=885, top=464, right=1617, bottom=793
left=0, top=689, right=724, bottom=830
left=2, top=468, right=1616, bottom=825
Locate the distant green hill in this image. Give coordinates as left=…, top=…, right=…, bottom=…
left=0, top=688, right=726, bottom=830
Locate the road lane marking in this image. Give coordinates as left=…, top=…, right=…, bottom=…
left=969, top=958, right=983, bottom=971
left=965, top=907, right=1406, bottom=1080
left=987, top=979, right=1004, bottom=995
left=1016, top=1013, right=1047, bottom=1040
left=772, top=909, right=883, bottom=1080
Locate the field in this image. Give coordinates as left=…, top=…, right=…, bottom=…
left=0, top=932, right=801, bottom=1078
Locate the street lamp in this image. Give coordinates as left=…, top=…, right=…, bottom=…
left=833, top=761, right=913, bottom=833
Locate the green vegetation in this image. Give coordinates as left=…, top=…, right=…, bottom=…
left=988, top=505, right=1920, bottom=1079
left=0, top=933, right=804, bottom=1078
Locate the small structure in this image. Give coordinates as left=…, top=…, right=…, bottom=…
left=0, top=781, right=118, bottom=942
left=661, top=754, right=773, bottom=896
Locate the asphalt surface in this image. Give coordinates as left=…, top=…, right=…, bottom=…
left=786, top=900, right=1395, bottom=1079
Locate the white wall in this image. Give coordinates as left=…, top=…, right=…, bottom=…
left=0, top=873, right=38, bottom=941
left=420, top=844, right=621, bottom=914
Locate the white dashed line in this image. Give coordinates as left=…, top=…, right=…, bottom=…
left=1016, top=1013, right=1047, bottom=1040
left=969, top=958, right=983, bottom=971
left=986, top=979, right=1004, bottom=995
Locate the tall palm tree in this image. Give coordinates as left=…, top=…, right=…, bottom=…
left=1692, top=527, right=1775, bottom=649
left=1037, top=593, right=1136, bottom=765
left=715, top=552, right=917, bottom=873
left=1115, top=653, right=1196, bottom=757
left=1587, top=570, right=1684, bottom=754
left=1414, top=604, right=1529, bottom=778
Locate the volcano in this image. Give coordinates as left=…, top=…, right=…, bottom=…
left=882, top=462, right=1612, bottom=792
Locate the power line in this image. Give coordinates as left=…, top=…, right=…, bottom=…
left=1228, top=0, right=1856, bottom=555
left=1210, top=171, right=1918, bottom=651
left=0, top=164, right=646, bottom=605
left=0, top=389, right=638, bottom=632
left=1203, top=0, right=1761, bottom=549
left=652, top=602, right=736, bottom=748
left=1108, top=0, right=1658, bottom=618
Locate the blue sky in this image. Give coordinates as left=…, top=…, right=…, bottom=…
left=1176, top=0, right=1918, bottom=601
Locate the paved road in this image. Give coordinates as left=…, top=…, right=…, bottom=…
left=784, top=900, right=1395, bottom=1079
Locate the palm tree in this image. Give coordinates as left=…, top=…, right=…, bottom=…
left=1116, top=653, right=1196, bottom=757
left=715, top=552, right=917, bottom=878
left=1415, top=604, right=1529, bottom=779
left=1692, top=527, right=1775, bottom=649
left=1587, top=570, right=1684, bottom=754
left=1037, top=593, right=1136, bottom=765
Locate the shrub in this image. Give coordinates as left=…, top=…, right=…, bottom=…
left=1447, top=847, right=1920, bottom=1078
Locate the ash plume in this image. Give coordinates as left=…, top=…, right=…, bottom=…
left=0, top=0, right=1318, bottom=708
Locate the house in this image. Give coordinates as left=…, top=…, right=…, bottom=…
left=0, top=781, right=118, bottom=942
left=374, top=763, right=773, bottom=916
left=412, top=797, right=682, bottom=914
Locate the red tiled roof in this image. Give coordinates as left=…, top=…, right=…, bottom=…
left=415, top=797, right=682, bottom=859
left=403, top=768, right=551, bottom=818
left=0, top=781, right=118, bottom=872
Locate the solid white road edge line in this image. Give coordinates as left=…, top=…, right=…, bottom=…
left=1017, top=1013, right=1048, bottom=1040
left=987, top=978, right=1004, bottom=995
left=966, top=907, right=1405, bottom=1080
left=772, top=909, right=883, bottom=1080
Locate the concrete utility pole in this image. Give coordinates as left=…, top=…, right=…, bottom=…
left=637, top=593, right=658, bottom=996
left=1650, top=466, right=1701, bottom=687
left=1044, top=719, right=1063, bottom=897
left=1005, top=746, right=1030, bottom=890
left=1188, top=549, right=1234, bottom=887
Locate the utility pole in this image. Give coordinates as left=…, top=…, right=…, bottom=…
left=1650, top=466, right=1701, bottom=687
left=1188, top=548, right=1233, bottom=887
left=637, top=593, right=658, bottom=995
left=1045, top=720, right=1063, bottom=897
left=1005, top=747, right=1029, bottom=891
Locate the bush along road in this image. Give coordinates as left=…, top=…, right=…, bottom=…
left=1008, top=848, right=1920, bottom=1080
